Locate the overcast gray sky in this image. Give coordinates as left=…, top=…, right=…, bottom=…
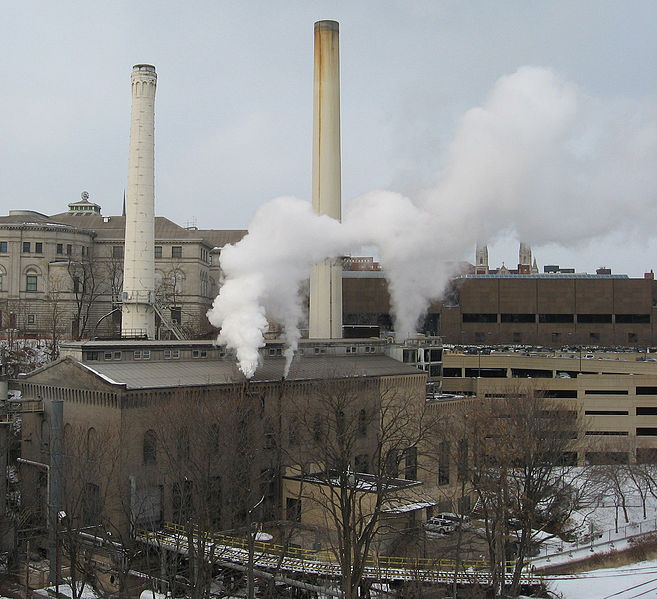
left=3, top=1, right=657, bottom=276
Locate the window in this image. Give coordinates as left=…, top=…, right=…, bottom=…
left=539, top=313, right=574, bottom=323
left=192, top=349, right=207, bottom=358
left=438, top=441, right=450, bottom=485
left=629, top=333, right=638, bottom=343
left=616, top=314, right=650, bottom=324
left=112, top=246, right=123, bottom=258
left=457, top=439, right=468, bottom=481
left=163, top=349, right=180, bottom=359
left=404, top=447, right=418, bottom=480
left=154, top=246, right=162, bottom=259
left=56, top=243, right=63, bottom=255
left=385, top=450, right=398, bottom=478
left=35, top=242, right=43, bottom=253
left=637, top=407, right=657, bottom=416
left=577, top=314, right=612, bottom=323
left=355, top=454, right=370, bottom=473
left=501, top=313, right=536, bottom=323
left=22, top=242, right=30, bottom=253
left=358, top=409, right=367, bottom=437
left=462, top=313, right=497, bottom=323
left=82, top=483, right=101, bottom=525
left=170, top=307, right=181, bottom=324
left=143, top=430, right=157, bottom=464
left=134, top=350, right=142, bottom=360
left=637, top=448, right=657, bottom=464
left=402, top=349, right=416, bottom=363
left=66, top=244, right=72, bottom=256
left=0, top=241, right=7, bottom=253
left=0, top=274, right=3, bottom=291
left=104, top=352, right=112, bottom=360
left=589, top=332, right=601, bottom=342
left=286, top=497, right=301, bottom=522
left=288, top=416, right=299, bottom=446
left=113, top=351, right=122, bottom=360
left=142, top=350, right=151, bottom=360
left=171, top=246, right=182, bottom=258
left=84, top=351, right=99, bottom=361
left=27, top=314, right=35, bottom=325
left=172, top=481, right=193, bottom=524
left=177, top=430, right=190, bottom=461
left=26, top=273, right=37, bottom=292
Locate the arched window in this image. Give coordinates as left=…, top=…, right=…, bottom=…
left=86, top=427, right=97, bottom=456
left=143, top=430, right=157, bottom=464
left=177, top=429, right=190, bottom=461
left=209, top=424, right=220, bottom=452
left=358, top=409, right=368, bottom=437
left=26, top=268, right=38, bottom=292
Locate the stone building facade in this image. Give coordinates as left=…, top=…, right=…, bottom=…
left=0, top=200, right=246, bottom=340
left=18, top=339, right=430, bottom=539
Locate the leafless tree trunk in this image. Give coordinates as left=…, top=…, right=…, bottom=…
left=452, top=390, right=587, bottom=598
left=284, top=376, right=431, bottom=599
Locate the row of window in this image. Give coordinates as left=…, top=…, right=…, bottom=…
left=463, top=313, right=651, bottom=324
left=585, top=407, right=657, bottom=416
left=0, top=241, right=77, bottom=255
left=472, top=331, right=641, bottom=344
left=113, top=245, right=184, bottom=259
left=85, top=348, right=209, bottom=361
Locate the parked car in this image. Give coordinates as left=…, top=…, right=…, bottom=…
left=424, top=517, right=456, bottom=535
left=434, top=512, right=472, bottom=528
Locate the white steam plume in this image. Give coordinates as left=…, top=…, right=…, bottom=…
left=208, top=66, right=657, bottom=378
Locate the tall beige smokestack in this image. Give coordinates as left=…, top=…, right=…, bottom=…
left=309, top=20, right=342, bottom=339
left=122, top=64, right=157, bottom=339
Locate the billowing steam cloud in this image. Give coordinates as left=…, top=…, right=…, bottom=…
left=208, top=66, right=657, bottom=378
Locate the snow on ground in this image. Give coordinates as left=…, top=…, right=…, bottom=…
left=32, top=583, right=100, bottom=599
left=547, top=559, right=657, bottom=599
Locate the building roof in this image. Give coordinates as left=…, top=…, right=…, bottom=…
left=459, top=273, right=630, bottom=279
left=197, top=229, right=248, bottom=249
left=2, top=209, right=246, bottom=249
left=56, top=354, right=424, bottom=389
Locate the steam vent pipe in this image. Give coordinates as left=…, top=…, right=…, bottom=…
left=309, top=20, right=343, bottom=339
left=122, top=64, right=157, bottom=339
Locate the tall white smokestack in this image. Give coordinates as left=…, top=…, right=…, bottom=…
left=309, top=20, right=342, bottom=339
left=122, top=64, right=157, bottom=339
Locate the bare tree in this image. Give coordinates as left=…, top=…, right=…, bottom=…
left=67, top=253, right=108, bottom=340
left=148, top=386, right=271, bottom=599
left=284, top=376, right=431, bottom=599
left=455, top=390, right=587, bottom=598
left=58, top=423, right=121, bottom=599
left=44, top=276, right=69, bottom=360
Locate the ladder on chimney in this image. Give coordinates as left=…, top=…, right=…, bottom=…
left=153, top=297, right=186, bottom=340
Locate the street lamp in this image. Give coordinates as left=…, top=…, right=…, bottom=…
left=56, top=510, right=67, bottom=599
left=247, top=495, right=265, bottom=599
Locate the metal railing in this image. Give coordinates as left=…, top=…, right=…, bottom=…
left=530, top=517, right=657, bottom=562
left=136, top=522, right=541, bottom=586
left=153, top=299, right=186, bottom=340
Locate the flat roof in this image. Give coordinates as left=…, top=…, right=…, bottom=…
left=73, top=354, right=425, bottom=389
